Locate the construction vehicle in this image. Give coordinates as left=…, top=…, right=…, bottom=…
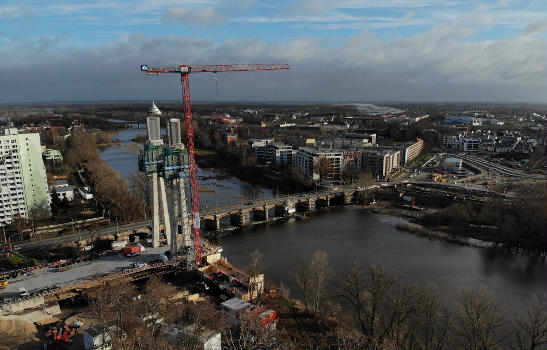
left=122, top=245, right=141, bottom=257
left=44, top=324, right=77, bottom=349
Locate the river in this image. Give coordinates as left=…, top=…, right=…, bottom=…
left=100, top=127, right=546, bottom=315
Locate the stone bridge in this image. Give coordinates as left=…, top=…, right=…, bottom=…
left=198, top=187, right=362, bottom=230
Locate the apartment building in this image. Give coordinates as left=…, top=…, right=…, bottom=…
left=264, top=143, right=296, bottom=168
left=0, top=128, right=50, bottom=225
left=362, top=149, right=400, bottom=180
left=294, top=147, right=343, bottom=180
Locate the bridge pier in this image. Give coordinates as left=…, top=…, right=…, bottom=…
left=344, top=192, right=354, bottom=204
left=253, top=207, right=269, bottom=221
left=230, top=210, right=250, bottom=227
left=204, top=216, right=221, bottom=231
left=274, top=205, right=286, bottom=217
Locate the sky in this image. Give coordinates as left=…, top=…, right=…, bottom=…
left=0, top=0, right=545, bottom=103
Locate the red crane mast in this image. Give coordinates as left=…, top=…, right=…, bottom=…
left=140, top=63, right=290, bottom=265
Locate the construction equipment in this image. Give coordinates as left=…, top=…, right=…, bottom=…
left=140, top=63, right=289, bottom=265
left=44, top=324, right=77, bottom=349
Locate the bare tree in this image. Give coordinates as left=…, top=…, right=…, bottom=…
left=512, top=296, right=546, bottom=350
left=291, top=251, right=333, bottom=315
left=225, top=311, right=276, bottom=350
left=455, top=286, right=505, bottom=350
left=128, top=171, right=151, bottom=219
left=412, top=284, right=452, bottom=350
left=336, top=262, right=393, bottom=339
left=247, top=249, right=269, bottom=302
left=316, top=157, right=334, bottom=179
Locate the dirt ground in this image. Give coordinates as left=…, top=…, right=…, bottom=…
left=0, top=319, right=41, bottom=350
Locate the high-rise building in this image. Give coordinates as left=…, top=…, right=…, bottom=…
left=0, top=128, right=50, bottom=225
left=146, top=102, right=162, bottom=143
left=167, top=118, right=182, bottom=146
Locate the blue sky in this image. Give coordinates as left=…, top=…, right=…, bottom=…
left=1, top=0, right=545, bottom=103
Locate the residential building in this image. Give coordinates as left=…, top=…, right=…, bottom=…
left=458, top=138, right=480, bottom=152
left=401, top=138, right=424, bottom=165
left=248, top=139, right=274, bottom=162
left=0, top=128, right=50, bottom=225
left=362, top=149, right=400, bottom=180
left=51, top=180, right=76, bottom=201
left=264, top=143, right=296, bottom=168
left=442, top=134, right=460, bottom=147
left=294, top=147, right=344, bottom=180
left=43, top=149, right=63, bottom=162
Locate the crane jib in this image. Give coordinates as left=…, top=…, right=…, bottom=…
left=141, top=63, right=290, bottom=74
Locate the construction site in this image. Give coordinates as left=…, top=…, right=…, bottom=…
left=0, top=64, right=291, bottom=350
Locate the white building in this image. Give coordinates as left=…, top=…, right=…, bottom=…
left=50, top=180, right=76, bottom=201
left=294, top=147, right=343, bottom=180
left=458, top=138, right=480, bottom=152
left=264, top=143, right=296, bottom=168
left=0, top=128, right=50, bottom=225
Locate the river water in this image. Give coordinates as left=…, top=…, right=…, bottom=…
left=100, top=127, right=546, bottom=315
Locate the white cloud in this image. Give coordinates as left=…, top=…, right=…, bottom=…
left=162, top=6, right=223, bottom=24
left=0, top=5, right=32, bottom=19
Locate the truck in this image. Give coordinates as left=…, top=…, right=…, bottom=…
left=122, top=245, right=141, bottom=257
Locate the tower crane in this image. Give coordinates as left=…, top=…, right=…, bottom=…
left=140, top=63, right=290, bottom=265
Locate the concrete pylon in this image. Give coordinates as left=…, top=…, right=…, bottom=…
left=168, top=184, right=178, bottom=256
left=151, top=173, right=160, bottom=248
left=159, top=177, right=171, bottom=246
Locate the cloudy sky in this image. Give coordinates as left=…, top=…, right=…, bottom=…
left=1, top=0, right=545, bottom=103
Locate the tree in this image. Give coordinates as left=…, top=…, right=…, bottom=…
left=128, top=171, right=151, bottom=219
left=316, top=157, right=334, bottom=179
left=292, top=251, right=333, bottom=315
left=247, top=249, right=268, bottom=302
left=511, top=296, right=546, bottom=350
left=455, top=286, right=505, bottom=350
left=336, top=262, right=393, bottom=339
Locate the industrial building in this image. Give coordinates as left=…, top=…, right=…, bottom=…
left=0, top=127, right=50, bottom=225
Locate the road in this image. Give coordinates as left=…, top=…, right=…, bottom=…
left=0, top=246, right=168, bottom=301
left=453, top=154, right=547, bottom=180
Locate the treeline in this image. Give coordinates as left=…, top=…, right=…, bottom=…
left=287, top=251, right=545, bottom=350
left=421, top=198, right=546, bottom=258
left=64, top=131, right=146, bottom=222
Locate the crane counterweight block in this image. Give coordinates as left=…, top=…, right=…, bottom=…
left=141, top=63, right=290, bottom=265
